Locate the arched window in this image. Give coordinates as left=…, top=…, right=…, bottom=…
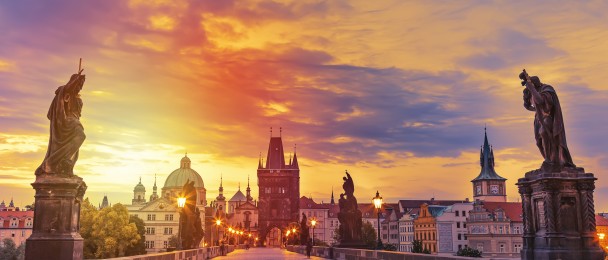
left=138, top=195, right=141, bottom=200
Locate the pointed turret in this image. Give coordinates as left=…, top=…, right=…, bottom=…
left=258, top=153, right=263, bottom=169
left=292, top=151, right=299, bottom=168
left=330, top=187, right=335, bottom=205
left=9, top=198, right=14, bottom=208
left=472, top=127, right=507, bottom=202
left=101, top=195, right=109, bottom=209
left=246, top=175, right=253, bottom=201
left=150, top=174, right=159, bottom=201
left=473, top=127, right=505, bottom=181
left=216, top=174, right=226, bottom=201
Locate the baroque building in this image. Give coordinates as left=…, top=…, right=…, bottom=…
left=471, top=129, right=507, bottom=202
left=126, top=154, right=207, bottom=253
left=257, top=131, right=300, bottom=246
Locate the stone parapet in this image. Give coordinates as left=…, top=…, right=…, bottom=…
left=286, top=245, right=479, bottom=260
left=107, top=245, right=243, bottom=260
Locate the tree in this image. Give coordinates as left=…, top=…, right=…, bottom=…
left=80, top=199, right=142, bottom=258
left=361, top=221, right=377, bottom=249
left=456, top=247, right=482, bottom=257
left=125, top=215, right=146, bottom=256
left=0, top=238, right=19, bottom=260
left=412, top=239, right=423, bottom=253
left=382, top=243, right=397, bottom=251
left=168, top=234, right=178, bottom=248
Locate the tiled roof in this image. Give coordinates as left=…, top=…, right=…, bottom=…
left=0, top=211, right=34, bottom=229
left=596, top=215, right=608, bottom=226
left=481, top=202, right=522, bottom=222
left=299, top=196, right=331, bottom=209
left=399, top=199, right=468, bottom=211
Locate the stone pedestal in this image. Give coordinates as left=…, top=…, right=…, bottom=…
left=25, top=175, right=87, bottom=260
left=517, top=167, right=606, bottom=260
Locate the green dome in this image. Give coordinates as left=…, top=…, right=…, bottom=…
left=134, top=178, right=146, bottom=192
left=163, top=155, right=205, bottom=189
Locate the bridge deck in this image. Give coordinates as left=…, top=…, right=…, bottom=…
left=215, top=247, right=327, bottom=259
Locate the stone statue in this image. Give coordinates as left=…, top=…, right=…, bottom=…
left=180, top=180, right=203, bottom=249
left=26, top=63, right=88, bottom=260
left=337, top=170, right=365, bottom=248
left=300, top=213, right=309, bottom=245
left=520, top=70, right=575, bottom=172
left=36, top=71, right=86, bottom=176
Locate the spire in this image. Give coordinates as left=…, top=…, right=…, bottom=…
left=216, top=173, right=225, bottom=201
left=246, top=175, right=252, bottom=201
left=330, top=187, right=335, bottom=205
left=238, top=182, right=241, bottom=191
left=258, top=152, right=263, bottom=169
left=153, top=173, right=157, bottom=190
left=265, top=132, right=286, bottom=169
left=292, top=144, right=299, bottom=168
left=472, top=127, right=506, bottom=182
left=9, top=197, right=14, bottom=207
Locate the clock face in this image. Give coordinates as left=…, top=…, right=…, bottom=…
left=490, top=185, right=499, bottom=194
left=476, top=186, right=482, bottom=195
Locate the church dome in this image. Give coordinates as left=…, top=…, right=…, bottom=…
left=163, top=155, right=205, bottom=189
left=134, top=178, right=146, bottom=192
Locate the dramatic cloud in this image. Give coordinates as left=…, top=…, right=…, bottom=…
left=1, top=0, right=608, bottom=212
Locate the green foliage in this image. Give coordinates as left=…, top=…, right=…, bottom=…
left=382, top=243, right=397, bottom=251
left=125, top=215, right=146, bottom=255
left=423, top=248, right=431, bottom=254
left=361, top=221, right=377, bottom=249
left=168, top=234, right=178, bottom=248
left=412, top=239, right=423, bottom=253
left=80, top=198, right=142, bottom=258
left=0, top=238, right=20, bottom=260
left=456, top=247, right=483, bottom=257
left=313, top=238, right=328, bottom=247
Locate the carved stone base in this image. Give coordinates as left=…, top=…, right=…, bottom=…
left=25, top=174, right=87, bottom=260
left=517, top=167, right=606, bottom=260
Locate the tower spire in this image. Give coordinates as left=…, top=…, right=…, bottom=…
left=331, top=186, right=335, bottom=205
left=258, top=152, right=263, bottom=169
left=246, top=175, right=252, bottom=201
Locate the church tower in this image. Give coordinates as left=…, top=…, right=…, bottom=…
left=257, top=128, right=300, bottom=246
left=471, top=128, right=507, bottom=202
left=149, top=174, right=159, bottom=202
left=132, top=177, right=147, bottom=205
left=215, top=174, right=226, bottom=215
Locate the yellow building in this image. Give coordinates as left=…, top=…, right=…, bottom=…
left=414, top=203, right=448, bottom=254
left=597, top=215, right=608, bottom=253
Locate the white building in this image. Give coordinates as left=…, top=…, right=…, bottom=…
left=436, top=202, right=474, bottom=255
left=397, top=210, right=416, bottom=252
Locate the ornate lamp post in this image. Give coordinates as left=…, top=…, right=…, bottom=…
left=215, top=219, right=222, bottom=246
left=177, top=197, right=186, bottom=250
left=310, top=218, right=317, bottom=245
left=372, top=191, right=383, bottom=250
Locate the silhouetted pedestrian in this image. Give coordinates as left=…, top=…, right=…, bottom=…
left=306, top=238, right=313, bottom=258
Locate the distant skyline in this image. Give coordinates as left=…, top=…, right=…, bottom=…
left=1, top=1, right=608, bottom=211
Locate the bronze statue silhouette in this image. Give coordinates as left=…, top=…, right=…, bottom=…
left=36, top=66, right=86, bottom=176
left=520, top=70, right=575, bottom=172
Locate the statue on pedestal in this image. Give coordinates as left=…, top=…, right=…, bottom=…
left=517, top=69, right=605, bottom=260
left=26, top=61, right=88, bottom=260
left=336, top=171, right=365, bottom=248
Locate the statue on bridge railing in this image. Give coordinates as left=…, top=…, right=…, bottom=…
left=336, top=171, right=365, bottom=248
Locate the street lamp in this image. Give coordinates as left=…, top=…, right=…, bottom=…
left=372, top=190, right=383, bottom=250
left=310, top=218, right=317, bottom=246
left=292, top=228, right=297, bottom=246
left=215, top=219, right=222, bottom=246
left=177, top=197, right=186, bottom=250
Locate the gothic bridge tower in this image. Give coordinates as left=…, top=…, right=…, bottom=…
left=257, top=128, right=300, bottom=246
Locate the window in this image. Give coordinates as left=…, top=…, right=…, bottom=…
left=477, top=243, right=483, bottom=252
left=456, top=211, right=459, bottom=217
left=514, top=226, right=521, bottom=234
left=514, top=244, right=522, bottom=253
left=499, top=244, right=505, bottom=253
left=145, top=241, right=155, bottom=249
left=164, top=227, right=173, bottom=235
left=458, top=245, right=462, bottom=250
left=457, top=222, right=460, bottom=228
left=457, top=234, right=461, bottom=240
left=499, top=226, right=503, bottom=234
left=462, top=211, right=466, bottom=217
left=147, top=214, right=156, bottom=221
left=164, top=241, right=168, bottom=248
left=22, top=230, right=26, bottom=237
left=463, top=223, right=467, bottom=228
left=146, top=227, right=155, bottom=235
left=165, top=214, right=173, bottom=221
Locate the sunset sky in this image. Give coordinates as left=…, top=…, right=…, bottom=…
left=1, top=1, right=608, bottom=211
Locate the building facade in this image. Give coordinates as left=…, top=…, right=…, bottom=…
left=257, top=133, right=300, bottom=247
left=126, top=154, right=207, bottom=253
left=435, top=202, right=473, bottom=255
left=466, top=201, right=523, bottom=258
left=414, top=203, right=448, bottom=254
left=0, top=201, right=33, bottom=247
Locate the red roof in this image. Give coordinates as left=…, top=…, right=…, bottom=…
left=0, top=211, right=34, bottom=229
left=299, top=196, right=331, bottom=209
left=596, top=215, right=608, bottom=227
left=481, top=202, right=522, bottom=222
